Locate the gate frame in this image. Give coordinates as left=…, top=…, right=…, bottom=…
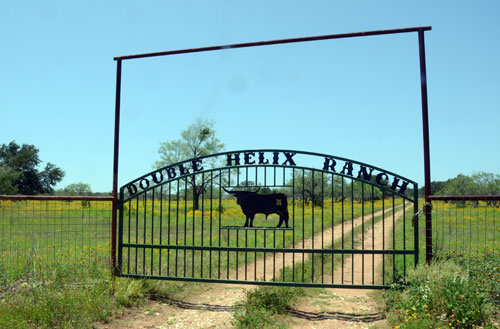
left=111, top=26, right=433, bottom=272
left=116, top=149, right=419, bottom=288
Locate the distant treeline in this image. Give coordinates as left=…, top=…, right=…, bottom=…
left=51, top=172, right=499, bottom=204
left=53, top=182, right=111, bottom=197
left=418, top=172, right=500, bottom=197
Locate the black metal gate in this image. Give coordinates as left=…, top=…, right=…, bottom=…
left=117, top=149, right=418, bottom=288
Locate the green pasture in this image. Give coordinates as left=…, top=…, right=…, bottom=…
left=432, top=200, right=499, bottom=257
left=386, top=200, right=500, bottom=284
left=1, top=198, right=498, bottom=328
left=7, top=197, right=495, bottom=287
left=0, top=200, right=111, bottom=283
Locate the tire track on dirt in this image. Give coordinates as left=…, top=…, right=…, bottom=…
left=289, top=205, right=411, bottom=329
left=233, top=204, right=403, bottom=282
left=325, top=205, right=411, bottom=286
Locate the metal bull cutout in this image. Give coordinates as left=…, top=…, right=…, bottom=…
left=222, top=187, right=289, bottom=228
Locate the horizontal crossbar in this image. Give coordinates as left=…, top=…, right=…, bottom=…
left=115, top=26, right=431, bottom=61
left=121, top=244, right=414, bottom=255
left=0, top=195, right=114, bottom=201
left=115, top=274, right=391, bottom=289
left=428, top=195, right=500, bottom=201
left=220, top=226, right=293, bottom=231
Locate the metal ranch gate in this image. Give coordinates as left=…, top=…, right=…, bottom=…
left=111, top=26, right=433, bottom=285
left=117, top=150, right=418, bottom=289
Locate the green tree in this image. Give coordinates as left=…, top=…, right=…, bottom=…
left=439, top=174, right=477, bottom=195
left=154, top=118, right=225, bottom=210
left=470, top=171, right=500, bottom=195
left=422, top=172, right=500, bottom=206
left=63, top=182, right=92, bottom=196
left=348, top=180, right=384, bottom=202
left=0, top=164, right=20, bottom=194
left=62, top=182, right=93, bottom=208
left=292, top=170, right=331, bottom=207
left=436, top=172, right=500, bottom=196
left=0, top=141, right=64, bottom=195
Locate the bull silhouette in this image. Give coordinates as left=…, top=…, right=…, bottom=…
left=223, top=187, right=289, bottom=228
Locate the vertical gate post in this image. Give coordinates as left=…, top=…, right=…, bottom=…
left=418, top=29, right=432, bottom=265
left=413, top=184, right=419, bottom=266
left=111, top=59, right=122, bottom=273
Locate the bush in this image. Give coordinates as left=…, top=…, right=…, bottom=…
left=384, top=254, right=498, bottom=329
left=234, top=286, right=304, bottom=329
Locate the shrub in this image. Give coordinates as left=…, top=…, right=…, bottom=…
left=384, top=254, right=498, bottom=329
left=234, top=286, right=304, bottom=329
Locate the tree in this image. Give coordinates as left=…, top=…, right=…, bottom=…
left=0, top=141, right=64, bottom=195
left=154, top=118, right=225, bottom=210
left=419, top=172, right=500, bottom=206
left=439, top=174, right=477, bottom=196
left=292, top=170, right=331, bottom=207
left=62, top=182, right=92, bottom=208
left=430, top=172, right=500, bottom=196
left=348, top=180, right=383, bottom=202
left=63, top=182, right=92, bottom=196
left=0, top=164, right=20, bottom=194
left=470, top=172, right=500, bottom=195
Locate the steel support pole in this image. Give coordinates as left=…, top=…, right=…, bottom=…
left=418, top=29, right=432, bottom=264
left=111, top=59, right=122, bottom=273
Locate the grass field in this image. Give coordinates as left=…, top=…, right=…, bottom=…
left=386, top=200, right=500, bottom=285
left=0, top=196, right=402, bottom=327
left=5, top=198, right=493, bottom=285
left=431, top=200, right=499, bottom=257
left=2, top=196, right=496, bottom=328
left=0, top=199, right=114, bottom=328
left=0, top=199, right=111, bottom=283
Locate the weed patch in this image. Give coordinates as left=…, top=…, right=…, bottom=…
left=383, top=253, right=499, bottom=329
left=234, top=286, right=305, bottom=329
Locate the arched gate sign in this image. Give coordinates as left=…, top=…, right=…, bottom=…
left=117, top=149, right=418, bottom=289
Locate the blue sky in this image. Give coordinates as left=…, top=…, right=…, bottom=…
left=1, top=1, right=498, bottom=192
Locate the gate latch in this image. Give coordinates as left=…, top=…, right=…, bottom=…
left=412, top=202, right=432, bottom=226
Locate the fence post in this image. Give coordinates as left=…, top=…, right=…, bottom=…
left=418, top=29, right=432, bottom=264
left=111, top=59, right=122, bottom=274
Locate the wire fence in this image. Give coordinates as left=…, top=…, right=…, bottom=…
left=430, top=196, right=499, bottom=258
left=1, top=194, right=499, bottom=284
left=0, top=196, right=113, bottom=283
